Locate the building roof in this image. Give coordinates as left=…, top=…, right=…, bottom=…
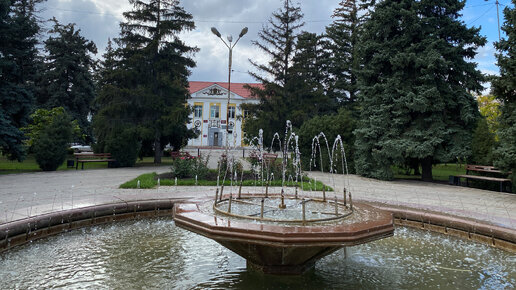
left=188, top=81, right=263, bottom=99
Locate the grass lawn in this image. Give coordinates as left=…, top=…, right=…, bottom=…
left=0, top=155, right=176, bottom=175
left=120, top=171, right=333, bottom=191
left=393, top=163, right=466, bottom=182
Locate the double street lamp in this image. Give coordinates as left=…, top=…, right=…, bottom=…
left=211, top=26, right=248, bottom=147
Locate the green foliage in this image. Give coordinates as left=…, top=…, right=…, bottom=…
left=120, top=171, right=332, bottom=191
left=471, top=118, right=496, bottom=165
left=288, top=32, right=334, bottom=125
left=492, top=1, right=516, bottom=192
left=298, top=108, right=355, bottom=174
left=93, top=0, right=197, bottom=164
left=170, top=155, right=210, bottom=179
left=120, top=172, right=157, bottom=189
left=0, top=0, right=44, bottom=161
left=217, top=155, right=243, bottom=179
left=477, top=95, right=501, bottom=138
left=23, top=107, right=81, bottom=150
left=243, top=0, right=305, bottom=142
left=324, top=0, right=369, bottom=109
left=37, top=18, right=97, bottom=142
left=354, top=0, right=485, bottom=181
left=33, top=111, right=73, bottom=171
left=105, top=127, right=140, bottom=167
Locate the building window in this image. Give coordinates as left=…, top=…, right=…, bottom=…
left=243, top=109, right=250, bottom=119
left=228, top=105, right=236, bottom=119
left=210, top=104, right=220, bottom=118
left=194, top=104, right=203, bottom=118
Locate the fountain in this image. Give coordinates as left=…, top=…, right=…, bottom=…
left=0, top=121, right=515, bottom=287
left=174, top=121, right=395, bottom=274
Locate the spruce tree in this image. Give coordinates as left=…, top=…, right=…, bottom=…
left=324, top=0, right=368, bottom=109
left=243, top=0, right=304, bottom=143
left=354, top=0, right=485, bottom=181
left=0, top=0, right=44, bottom=160
left=38, top=18, right=97, bottom=141
left=288, top=31, right=333, bottom=126
left=492, top=0, right=516, bottom=191
left=94, top=0, right=197, bottom=164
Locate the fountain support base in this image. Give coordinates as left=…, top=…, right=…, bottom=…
left=174, top=197, right=395, bottom=275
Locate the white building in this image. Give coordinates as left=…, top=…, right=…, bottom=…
left=186, top=81, right=262, bottom=147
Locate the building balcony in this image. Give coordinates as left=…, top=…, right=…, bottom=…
left=209, top=119, right=221, bottom=128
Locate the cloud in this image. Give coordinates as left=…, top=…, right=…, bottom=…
left=38, top=0, right=500, bottom=84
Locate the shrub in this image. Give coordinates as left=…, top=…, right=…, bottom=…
left=217, top=154, right=243, bottom=178
left=471, top=117, right=496, bottom=165
left=105, top=128, right=140, bottom=167
left=33, top=112, right=73, bottom=171
left=171, top=157, right=193, bottom=178
left=170, top=154, right=210, bottom=179
left=298, top=108, right=355, bottom=174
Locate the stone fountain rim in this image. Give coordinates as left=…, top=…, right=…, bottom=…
left=173, top=196, right=395, bottom=246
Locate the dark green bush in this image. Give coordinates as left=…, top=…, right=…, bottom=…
left=298, top=108, right=355, bottom=174
left=33, top=113, right=73, bottom=171
left=471, top=117, right=496, bottom=165
left=105, top=128, right=140, bottom=167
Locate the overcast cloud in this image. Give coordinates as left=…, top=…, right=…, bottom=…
left=39, top=0, right=509, bottom=86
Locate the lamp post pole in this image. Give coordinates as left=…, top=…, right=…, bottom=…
left=211, top=27, right=248, bottom=148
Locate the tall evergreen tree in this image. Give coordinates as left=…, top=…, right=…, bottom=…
left=492, top=0, right=516, bottom=191
left=0, top=0, right=44, bottom=160
left=288, top=31, right=332, bottom=126
left=37, top=18, right=97, bottom=141
left=324, top=0, right=367, bottom=109
left=242, top=0, right=304, bottom=143
left=93, top=0, right=197, bottom=164
left=354, top=0, right=485, bottom=181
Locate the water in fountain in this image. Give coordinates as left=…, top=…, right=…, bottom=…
left=1, top=219, right=514, bottom=288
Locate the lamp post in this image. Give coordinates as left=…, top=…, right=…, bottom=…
left=211, top=26, right=248, bottom=147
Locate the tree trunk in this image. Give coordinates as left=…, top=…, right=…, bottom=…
left=409, top=158, right=420, bottom=175
left=154, top=134, right=161, bottom=164
left=421, top=157, right=433, bottom=182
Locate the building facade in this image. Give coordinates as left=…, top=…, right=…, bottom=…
left=186, top=81, right=261, bottom=147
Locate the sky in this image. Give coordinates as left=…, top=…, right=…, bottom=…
left=38, top=0, right=513, bottom=88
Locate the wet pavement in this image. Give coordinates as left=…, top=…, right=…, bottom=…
left=0, top=159, right=515, bottom=230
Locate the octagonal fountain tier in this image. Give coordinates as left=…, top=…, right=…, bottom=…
left=174, top=190, right=394, bottom=275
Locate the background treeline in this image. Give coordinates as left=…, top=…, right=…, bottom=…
left=1, top=0, right=515, bottom=190
left=242, top=0, right=516, bottom=189
left=0, top=0, right=196, bottom=170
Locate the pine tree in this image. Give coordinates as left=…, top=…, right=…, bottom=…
left=288, top=31, right=333, bottom=126
left=93, top=0, right=197, bottom=164
left=354, top=0, right=485, bottom=181
left=38, top=18, right=97, bottom=142
left=492, top=0, right=516, bottom=191
left=324, top=0, right=368, bottom=109
left=243, top=0, right=304, bottom=143
left=0, top=0, right=44, bottom=161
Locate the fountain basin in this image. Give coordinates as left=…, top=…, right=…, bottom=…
left=174, top=196, right=394, bottom=274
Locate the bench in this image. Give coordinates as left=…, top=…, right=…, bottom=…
left=170, top=151, right=195, bottom=160
left=249, top=152, right=278, bottom=161
left=455, top=164, right=511, bottom=192
left=74, top=153, right=116, bottom=170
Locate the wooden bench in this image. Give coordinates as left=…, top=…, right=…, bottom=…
left=456, top=164, right=511, bottom=192
left=74, top=153, right=116, bottom=170
left=170, top=151, right=195, bottom=160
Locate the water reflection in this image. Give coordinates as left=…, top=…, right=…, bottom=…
left=0, top=219, right=514, bottom=289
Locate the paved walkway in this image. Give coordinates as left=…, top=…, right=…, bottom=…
left=0, top=166, right=515, bottom=230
